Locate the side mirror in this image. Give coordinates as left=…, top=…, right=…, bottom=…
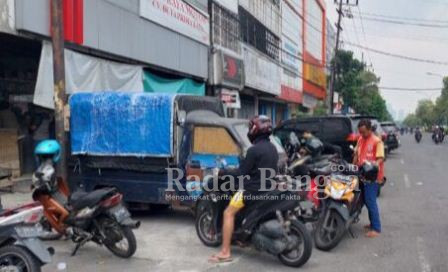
left=177, top=110, right=186, bottom=125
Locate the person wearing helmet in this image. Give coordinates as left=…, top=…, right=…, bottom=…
left=353, top=119, right=384, bottom=238
left=209, top=115, right=278, bottom=263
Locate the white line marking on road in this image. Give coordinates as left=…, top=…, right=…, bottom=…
left=416, top=182, right=423, bottom=186
left=404, top=174, right=411, bottom=189
left=400, top=159, right=405, bottom=165
left=417, top=237, right=431, bottom=272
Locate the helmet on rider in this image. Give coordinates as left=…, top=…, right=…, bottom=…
left=247, top=115, right=272, bottom=143
left=34, top=139, right=61, bottom=164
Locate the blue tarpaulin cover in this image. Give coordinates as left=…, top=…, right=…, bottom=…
left=70, top=92, right=175, bottom=157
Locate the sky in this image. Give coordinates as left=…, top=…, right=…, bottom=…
left=324, top=0, right=448, bottom=120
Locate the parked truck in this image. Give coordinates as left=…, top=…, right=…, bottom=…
left=68, top=92, right=286, bottom=210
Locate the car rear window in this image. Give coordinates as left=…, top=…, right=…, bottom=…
left=322, top=118, right=351, bottom=141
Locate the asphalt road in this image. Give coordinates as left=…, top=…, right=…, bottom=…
left=4, top=133, right=448, bottom=272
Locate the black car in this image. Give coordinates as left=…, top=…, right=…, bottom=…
left=380, top=121, right=400, bottom=152
left=274, top=115, right=388, bottom=162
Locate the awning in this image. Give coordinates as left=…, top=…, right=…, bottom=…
left=33, top=42, right=144, bottom=109
left=143, top=71, right=205, bottom=95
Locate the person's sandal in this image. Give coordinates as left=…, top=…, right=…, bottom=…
left=208, top=255, right=233, bottom=264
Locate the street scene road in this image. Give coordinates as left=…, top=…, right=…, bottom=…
left=3, top=133, right=446, bottom=272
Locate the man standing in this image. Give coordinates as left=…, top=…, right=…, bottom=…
left=353, top=119, right=384, bottom=238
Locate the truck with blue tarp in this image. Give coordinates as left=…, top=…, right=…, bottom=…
left=69, top=92, right=287, bottom=209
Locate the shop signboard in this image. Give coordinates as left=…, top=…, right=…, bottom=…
left=140, top=0, right=210, bottom=45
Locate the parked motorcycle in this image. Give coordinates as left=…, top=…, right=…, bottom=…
left=195, top=174, right=313, bottom=267
left=313, top=161, right=378, bottom=251
left=0, top=203, right=53, bottom=272
left=32, top=140, right=140, bottom=258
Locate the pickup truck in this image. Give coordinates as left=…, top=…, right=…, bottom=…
left=69, top=92, right=286, bottom=209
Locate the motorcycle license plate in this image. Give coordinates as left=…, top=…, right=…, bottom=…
left=15, top=225, right=44, bottom=238
left=110, top=205, right=130, bottom=222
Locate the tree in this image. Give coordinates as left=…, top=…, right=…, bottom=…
left=332, top=50, right=392, bottom=121
left=415, top=99, right=435, bottom=127
left=433, top=77, right=448, bottom=125
left=403, top=113, right=421, bottom=127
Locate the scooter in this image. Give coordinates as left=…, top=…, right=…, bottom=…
left=0, top=203, right=53, bottom=272
left=415, top=131, right=422, bottom=143
left=195, top=175, right=313, bottom=267
left=32, top=141, right=140, bottom=258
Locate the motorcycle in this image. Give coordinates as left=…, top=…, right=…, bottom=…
left=312, top=161, right=377, bottom=251
left=433, top=131, right=441, bottom=144
left=32, top=157, right=140, bottom=258
left=415, top=131, right=422, bottom=143
left=195, top=174, right=313, bottom=267
left=0, top=203, right=53, bottom=272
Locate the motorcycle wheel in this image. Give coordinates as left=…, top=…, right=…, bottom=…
left=0, top=245, right=41, bottom=272
left=101, top=218, right=137, bottom=258
left=278, top=221, right=312, bottom=268
left=195, top=203, right=221, bottom=247
left=314, top=210, right=345, bottom=251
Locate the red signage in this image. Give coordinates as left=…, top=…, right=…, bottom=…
left=279, top=85, right=303, bottom=104
left=51, top=0, right=84, bottom=44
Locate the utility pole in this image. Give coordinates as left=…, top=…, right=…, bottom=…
left=329, top=0, right=359, bottom=114
left=329, top=0, right=344, bottom=114
left=51, top=0, right=68, bottom=182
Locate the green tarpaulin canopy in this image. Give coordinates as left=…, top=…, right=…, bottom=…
left=143, top=71, right=205, bottom=95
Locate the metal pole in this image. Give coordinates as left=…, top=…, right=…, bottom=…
left=329, top=0, right=344, bottom=114
left=51, top=0, right=68, bottom=182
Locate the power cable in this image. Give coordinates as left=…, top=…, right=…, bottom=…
left=344, top=41, right=448, bottom=66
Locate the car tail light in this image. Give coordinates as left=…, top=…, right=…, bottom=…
left=101, top=193, right=123, bottom=208
left=346, top=133, right=359, bottom=142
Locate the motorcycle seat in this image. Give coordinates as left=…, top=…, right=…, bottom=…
left=69, top=188, right=117, bottom=211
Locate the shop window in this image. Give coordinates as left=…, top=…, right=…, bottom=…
left=193, top=126, right=240, bottom=155
left=213, top=3, right=241, bottom=54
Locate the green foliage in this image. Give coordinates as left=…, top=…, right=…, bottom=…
left=333, top=50, right=392, bottom=121
left=404, top=76, right=448, bottom=126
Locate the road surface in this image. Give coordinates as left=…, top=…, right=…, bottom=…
left=3, top=133, right=447, bottom=272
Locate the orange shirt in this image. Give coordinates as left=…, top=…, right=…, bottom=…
left=355, top=134, right=385, bottom=182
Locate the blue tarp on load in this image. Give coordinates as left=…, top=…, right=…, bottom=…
left=70, top=92, right=175, bottom=157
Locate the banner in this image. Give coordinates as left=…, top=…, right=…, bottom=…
left=33, top=42, right=144, bottom=109
left=143, top=71, right=205, bottom=95
left=242, top=44, right=281, bottom=96
left=140, top=0, right=209, bottom=45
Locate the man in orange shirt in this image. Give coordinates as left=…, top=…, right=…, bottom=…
left=353, top=119, right=384, bottom=238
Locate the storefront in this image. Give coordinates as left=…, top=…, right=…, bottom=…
left=302, top=0, right=327, bottom=109
left=278, top=0, right=304, bottom=118
left=209, top=0, right=244, bottom=117
left=0, top=0, right=211, bottom=177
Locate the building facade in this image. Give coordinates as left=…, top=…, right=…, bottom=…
left=302, top=0, right=326, bottom=110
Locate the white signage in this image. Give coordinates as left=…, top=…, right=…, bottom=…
left=242, top=44, right=281, bottom=96
left=221, top=89, right=241, bottom=109
left=140, top=0, right=210, bottom=45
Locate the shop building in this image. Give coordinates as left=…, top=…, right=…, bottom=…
left=302, top=0, right=327, bottom=111
left=208, top=0, right=244, bottom=117
left=237, top=0, right=284, bottom=123
left=0, top=0, right=210, bottom=176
